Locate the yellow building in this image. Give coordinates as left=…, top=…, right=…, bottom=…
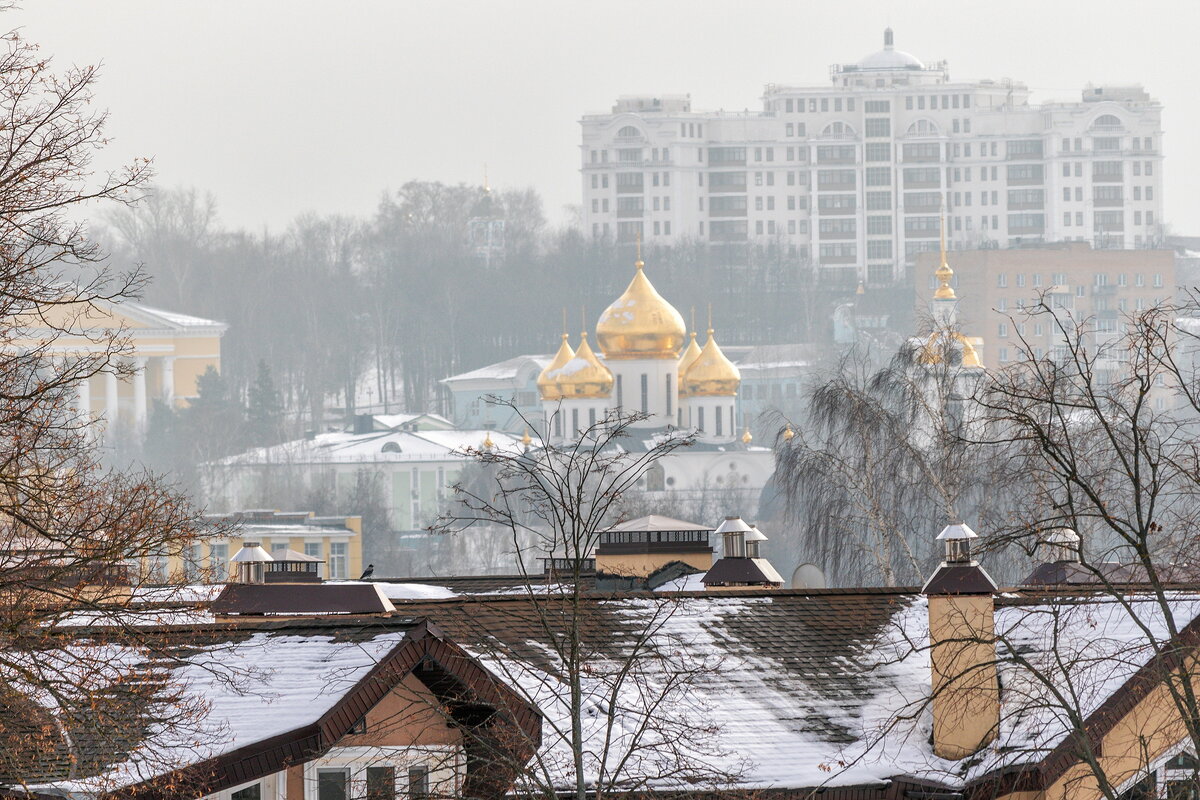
left=10, top=296, right=226, bottom=432
left=145, top=510, right=364, bottom=584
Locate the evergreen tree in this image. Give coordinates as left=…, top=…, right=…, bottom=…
left=246, top=360, right=284, bottom=447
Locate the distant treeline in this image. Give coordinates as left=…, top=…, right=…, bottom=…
left=102, top=182, right=843, bottom=430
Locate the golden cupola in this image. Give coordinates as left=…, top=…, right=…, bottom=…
left=596, top=257, right=686, bottom=360
left=537, top=334, right=575, bottom=401
left=677, top=331, right=703, bottom=398
left=683, top=328, right=741, bottom=397
left=553, top=332, right=614, bottom=399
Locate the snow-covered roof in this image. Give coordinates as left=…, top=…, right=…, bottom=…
left=220, top=427, right=524, bottom=466
left=388, top=589, right=1200, bottom=793
left=131, top=303, right=226, bottom=330
left=606, top=514, right=713, bottom=532
left=23, top=627, right=410, bottom=793
left=440, top=354, right=551, bottom=386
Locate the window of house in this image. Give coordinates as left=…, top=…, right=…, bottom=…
left=318, top=770, right=350, bottom=800
left=231, top=784, right=262, bottom=800
left=361, top=768, right=395, bottom=800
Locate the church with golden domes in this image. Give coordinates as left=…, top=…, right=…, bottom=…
left=538, top=251, right=745, bottom=445
left=534, top=250, right=773, bottom=502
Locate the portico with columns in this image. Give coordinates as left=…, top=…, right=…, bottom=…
left=29, top=300, right=226, bottom=437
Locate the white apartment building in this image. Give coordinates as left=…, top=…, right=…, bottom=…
left=580, top=29, right=1164, bottom=285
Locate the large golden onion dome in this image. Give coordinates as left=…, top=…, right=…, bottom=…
left=595, top=258, right=686, bottom=360
left=551, top=332, right=614, bottom=399
left=537, top=334, right=575, bottom=401
left=677, top=331, right=703, bottom=399
left=683, top=329, right=741, bottom=397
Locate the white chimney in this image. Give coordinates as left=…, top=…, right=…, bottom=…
left=229, top=541, right=273, bottom=584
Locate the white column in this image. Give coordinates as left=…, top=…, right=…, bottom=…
left=133, top=357, right=147, bottom=431
left=105, top=371, right=119, bottom=426
left=159, top=356, right=175, bottom=405
left=75, top=377, right=91, bottom=419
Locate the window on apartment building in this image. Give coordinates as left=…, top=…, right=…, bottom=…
left=318, top=770, right=349, bottom=800
left=999, top=323, right=1009, bottom=338
left=328, top=542, right=348, bottom=579
left=208, top=543, right=228, bottom=581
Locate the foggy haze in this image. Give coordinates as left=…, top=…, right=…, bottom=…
left=15, top=0, right=1200, bottom=234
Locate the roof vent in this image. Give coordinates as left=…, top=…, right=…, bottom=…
left=230, top=541, right=273, bottom=584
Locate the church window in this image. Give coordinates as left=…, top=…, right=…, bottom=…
left=716, top=407, right=723, bottom=437
left=666, top=375, right=673, bottom=416
left=698, top=407, right=705, bottom=431
left=640, top=374, right=648, bottom=413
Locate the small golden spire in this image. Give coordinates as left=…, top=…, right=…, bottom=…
left=635, top=232, right=644, bottom=270
left=741, top=427, right=753, bottom=445
left=521, top=428, right=532, bottom=447
left=482, top=431, right=495, bottom=450
left=934, top=208, right=956, bottom=301
left=783, top=424, right=795, bottom=441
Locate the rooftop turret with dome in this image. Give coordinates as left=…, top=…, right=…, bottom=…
left=537, top=332, right=575, bottom=401
left=684, top=327, right=741, bottom=397
left=551, top=331, right=614, bottom=399
left=831, top=28, right=949, bottom=87
left=595, top=246, right=686, bottom=361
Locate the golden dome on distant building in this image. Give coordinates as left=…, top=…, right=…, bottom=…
left=683, top=328, right=741, bottom=397
left=551, top=332, right=614, bottom=399
left=741, top=427, right=753, bottom=445
left=537, top=333, right=575, bottom=401
left=595, top=257, right=686, bottom=360
left=676, top=331, right=703, bottom=398
left=918, top=330, right=982, bottom=368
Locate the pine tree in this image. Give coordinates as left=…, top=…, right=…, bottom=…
left=246, top=360, right=284, bottom=447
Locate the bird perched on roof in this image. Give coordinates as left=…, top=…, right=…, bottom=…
left=359, top=564, right=375, bottom=580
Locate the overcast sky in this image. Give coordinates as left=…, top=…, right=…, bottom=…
left=14, top=1, right=1200, bottom=234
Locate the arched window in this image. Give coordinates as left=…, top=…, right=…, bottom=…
left=645, top=464, right=665, bottom=491
left=381, top=442, right=402, bottom=454
left=1091, top=113, right=1123, bottom=129
left=821, top=121, right=857, bottom=139
left=616, top=125, right=643, bottom=139
left=905, top=118, right=941, bottom=137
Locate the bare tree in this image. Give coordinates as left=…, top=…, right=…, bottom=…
left=434, top=401, right=747, bottom=799
left=770, top=336, right=1024, bottom=587
left=0, top=21, right=214, bottom=788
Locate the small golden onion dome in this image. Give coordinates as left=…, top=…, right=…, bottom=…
left=551, top=332, right=614, bottom=399
left=676, top=331, right=703, bottom=398
left=595, top=259, right=686, bottom=360
left=933, top=258, right=956, bottom=301
left=783, top=424, right=795, bottom=441
left=683, top=328, right=741, bottom=397
left=521, top=428, right=532, bottom=447
left=741, top=427, right=753, bottom=445
left=537, top=334, right=575, bottom=401
left=482, top=431, right=495, bottom=450
left=856, top=281, right=865, bottom=296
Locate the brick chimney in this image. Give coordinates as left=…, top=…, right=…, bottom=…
left=921, top=522, right=1000, bottom=760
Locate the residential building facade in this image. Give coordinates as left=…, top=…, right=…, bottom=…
left=581, top=29, right=1163, bottom=286
left=915, top=243, right=1175, bottom=373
